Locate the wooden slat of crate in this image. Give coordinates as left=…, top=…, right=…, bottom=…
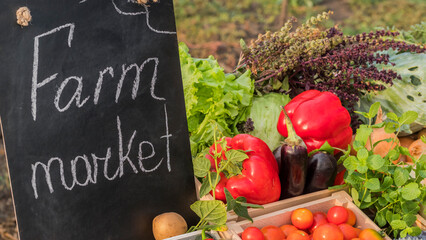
left=195, top=177, right=346, bottom=222
left=223, top=191, right=392, bottom=240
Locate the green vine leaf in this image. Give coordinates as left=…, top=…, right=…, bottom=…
left=193, top=149, right=211, bottom=178
left=365, top=178, right=380, bottom=191
left=190, top=200, right=227, bottom=226
left=401, top=183, right=421, bottom=201
left=367, top=155, right=385, bottom=170
left=393, top=168, right=409, bottom=187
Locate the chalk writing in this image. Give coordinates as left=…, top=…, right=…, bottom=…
left=31, top=23, right=75, bottom=121
left=31, top=23, right=164, bottom=121
left=111, top=0, right=176, bottom=34
left=31, top=104, right=172, bottom=199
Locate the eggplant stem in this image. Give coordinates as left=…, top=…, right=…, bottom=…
left=281, top=106, right=306, bottom=147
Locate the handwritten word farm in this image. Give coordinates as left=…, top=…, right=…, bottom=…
left=30, top=22, right=173, bottom=199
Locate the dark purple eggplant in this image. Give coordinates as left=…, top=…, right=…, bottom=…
left=278, top=108, right=308, bottom=199
left=304, top=152, right=337, bottom=194
left=273, top=145, right=282, bottom=170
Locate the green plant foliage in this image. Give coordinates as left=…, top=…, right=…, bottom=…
left=341, top=103, right=425, bottom=238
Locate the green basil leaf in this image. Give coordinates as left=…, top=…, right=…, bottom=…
left=386, top=112, right=399, bottom=122
left=384, top=122, right=397, bottom=134
left=390, top=220, right=407, bottom=230
left=354, top=111, right=370, bottom=119
left=355, top=125, right=372, bottom=145
left=401, top=182, right=421, bottom=200
left=344, top=156, right=359, bottom=171
left=375, top=211, right=387, bottom=227
left=357, top=148, right=369, bottom=162
left=402, top=201, right=420, bottom=214
left=399, top=146, right=411, bottom=156
left=352, top=140, right=365, bottom=152
left=190, top=200, right=227, bottom=225
left=367, top=154, right=385, bottom=170
left=399, top=111, right=418, bottom=125
left=394, top=167, right=409, bottom=187
left=403, top=214, right=417, bottom=226
left=419, top=170, right=426, bottom=179
left=385, top=209, right=393, bottom=223
left=381, top=176, right=393, bottom=190
left=389, top=191, right=399, bottom=201
left=378, top=197, right=388, bottom=207
left=409, top=226, right=422, bottom=236
left=400, top=229, right=408, bottom=238
left=351, top=188, right=361, bottom=206
left=368, top=102, right=381, bottom=119
left=365, top=178, right=380, bottom=191
left=357, top=165, right=368, bottom=174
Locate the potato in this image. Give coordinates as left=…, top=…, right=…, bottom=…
left=152, top=212, right=188, bottom=240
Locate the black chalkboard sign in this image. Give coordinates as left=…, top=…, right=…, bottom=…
left=0, top=1, right=198, bottom=239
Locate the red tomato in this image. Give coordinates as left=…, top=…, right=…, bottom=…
left=308, top=212, right=328, bottom=233
left=312, top=223, right=343, bottom=240
left=291, top=208, right=314, bottom=230
left=261, top=225, right=286, bottom=240
left=280, top=224, right=298, bottom=237
left=327, top=206, right=348, bottom=225
left=287, top=230, right=310, bottom=240
left=358, top=228, right=384, bottom=240
left=242, top=227, right=265, bottom=240
left=354, top=227, right=362, bottom=236
left=346, top=209, right=356, bottom=226
left=338, top=223, right=358, bottom=240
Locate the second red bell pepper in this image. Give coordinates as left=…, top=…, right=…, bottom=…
left=205, top=134, right=281, bottom=205
left=277, top=90, right=352, bottom=153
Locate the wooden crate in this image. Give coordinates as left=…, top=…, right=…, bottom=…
left=165, top=230, right=221, bottom=240
left=222, top=191, right=392, bottom=240
left=195, top=177, right=345, bottom=222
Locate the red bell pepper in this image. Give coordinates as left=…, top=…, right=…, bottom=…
left=205, top=134, right=280, bottom=205
left=277, top=90, right=352, bottom=153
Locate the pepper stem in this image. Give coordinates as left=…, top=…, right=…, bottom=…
left=281, top=106, right=306, bottom=147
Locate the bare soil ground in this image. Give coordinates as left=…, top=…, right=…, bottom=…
left=0, top=141, right=18, bottom=240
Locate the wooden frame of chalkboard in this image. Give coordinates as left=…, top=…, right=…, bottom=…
left=0, top=1, right=198, bottom=239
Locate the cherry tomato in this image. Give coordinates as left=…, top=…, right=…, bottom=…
left=354, top=227, right=362, bottom=236
left=287, top=230, right=310, bottom=240
left=312, top=223, right=343, bottom=240
left=338, top=223, right=358, bottom=240
left=291, top=208, right=314, bottom=230
left=358, top=228, right=384, bottom=240
left=308, top=212, right=328, bottom=233
left=280, top=224, right=298, bottom=237
left=346, top=209, right=356, bottom=226
left=327, top=206, right=348, bottom=225
left=261, top=225, right=286, bottom=240
left=242, top=227, right=265, bottom=240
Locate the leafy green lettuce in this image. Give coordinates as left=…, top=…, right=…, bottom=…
left=357, top=50, right=425, bottom=134
left=179, top=43, right=254, bottom=156
left=247, top=93, right=290, bottom=151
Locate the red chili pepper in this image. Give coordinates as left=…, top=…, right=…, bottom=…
left=277, top=90, right=352, bottom=153
left=205, top=134, right=280, bottom=205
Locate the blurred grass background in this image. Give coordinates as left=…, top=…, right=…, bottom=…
left=0, top=0, right=425, bottom=238
left=175, top=0, right=426, bottom=71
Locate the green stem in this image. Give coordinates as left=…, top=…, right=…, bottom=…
left=201, top=228, right=207, bottom=240
left=281, top=106, right=305, bottom=147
